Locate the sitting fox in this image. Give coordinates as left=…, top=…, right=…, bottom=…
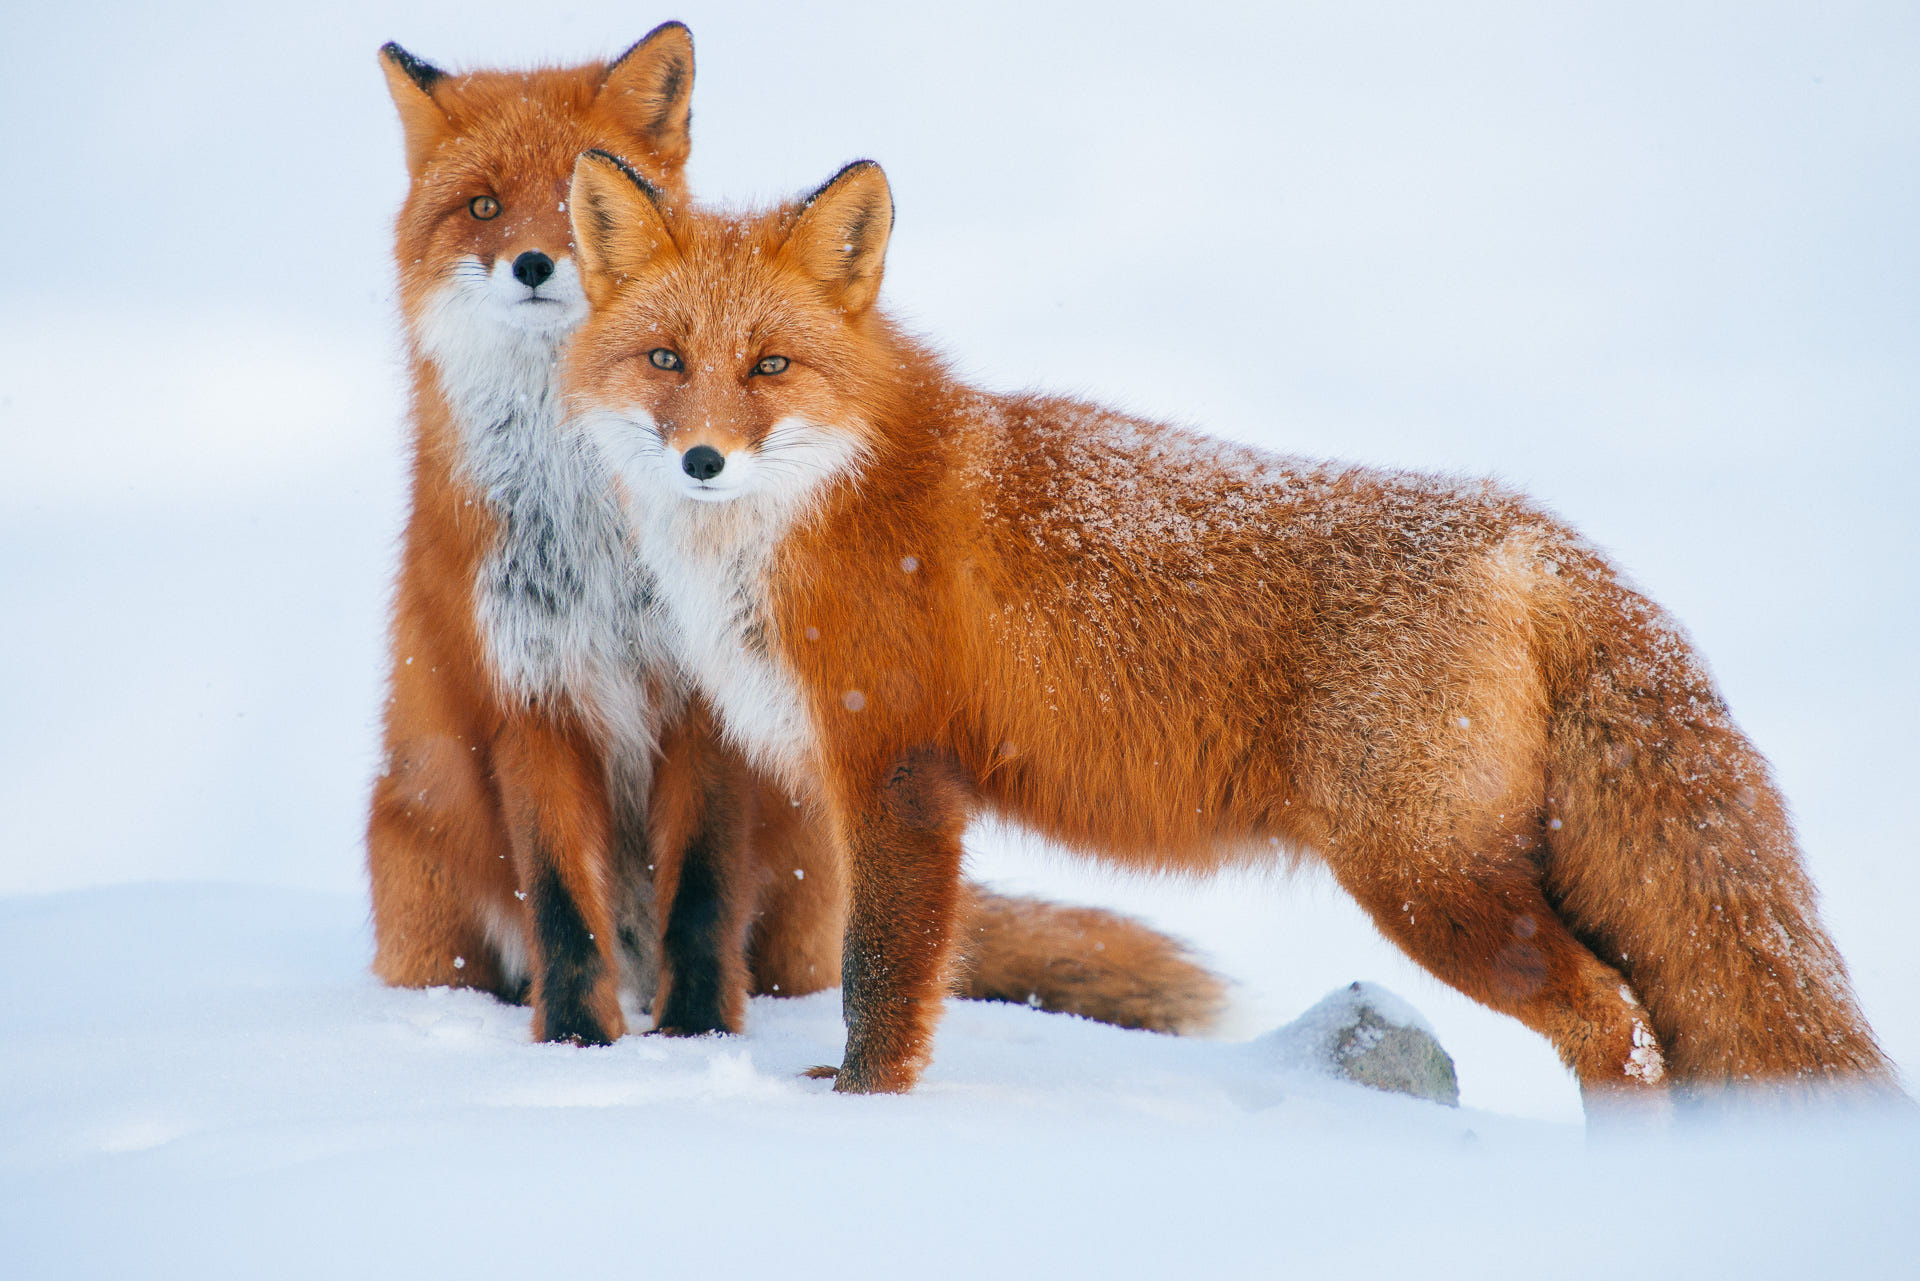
left=560, top=150, right=1895, bottom=1107
left=365, top=31, right=1224, bottom=1045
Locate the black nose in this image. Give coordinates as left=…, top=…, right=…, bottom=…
left=682, top=445, right=726, bottom=481
left=512, top=250, right=554, bottom=288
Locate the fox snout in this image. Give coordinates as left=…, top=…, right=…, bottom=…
left=474, top=252, right=584, bottom=334
left=682, top=445, right=726, bottom=481
left=511, top=250, right=555, bottom=289
left=664, top=435, right=753, bottom=502
left=496, top=248, right=572, bottom=297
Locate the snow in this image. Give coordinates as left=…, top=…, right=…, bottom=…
left=3, top=1, right=1918, bottom=1275
left=1278, top=980, right=1438, bottom=1044
left=2, top=885, right=1914, bottom=1277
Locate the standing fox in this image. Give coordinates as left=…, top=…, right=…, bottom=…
left=368, top=33, right=1224, bottom=1044
left=562, top=151, right=1896, bottom=1106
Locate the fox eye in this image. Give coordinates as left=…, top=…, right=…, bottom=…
left=754, top=355, right=790, bottom=376
left=649, top=348, right=684, bottom=371
left=469, top=195, right=501, bottom=220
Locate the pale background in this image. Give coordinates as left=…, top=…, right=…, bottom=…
left=1, top=7, right=1914, bottom=1269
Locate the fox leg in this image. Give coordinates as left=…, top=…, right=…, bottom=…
left=831, top=747, right=971, bottom=1095
left=493, top=710, right=626, bottom=1045
left=743, top=782, right=847, bottom=1000
left=646, top=701, right=756, bottom=1035
left=1328, top=830, right=1669, bottom=1107
left=738, top=789, right=1224, bottom=1029
left=367, top=818, right=516, bottom=999
left=368, top=729, right=524, bottom=1002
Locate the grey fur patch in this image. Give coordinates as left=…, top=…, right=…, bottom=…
left=417, top=260, right=682, bottom=765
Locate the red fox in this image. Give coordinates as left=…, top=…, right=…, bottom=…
left=561, top=151, right=1897, bottom=1106
left=367, top=35, right=1224, bottom=1045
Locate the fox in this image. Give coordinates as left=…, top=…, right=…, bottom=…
left=367, top=34, right=1225, bottom=1045
left=560, top=149, right=1898, bottom=1108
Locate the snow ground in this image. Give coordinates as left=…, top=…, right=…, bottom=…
left=3, top=884, right=1914, bottom=1279
left=2, top=2, right=1917, bottom=1275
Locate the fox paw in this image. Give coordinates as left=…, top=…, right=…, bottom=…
left=534, top=1011, right=617, bottom=1046
left=648, top=1023, right=733, bottom=1038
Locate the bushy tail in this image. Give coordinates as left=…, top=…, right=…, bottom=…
left=953, top=886, right=1227, bottom=1035
left=1537, top=552, right=1896, bottom=1098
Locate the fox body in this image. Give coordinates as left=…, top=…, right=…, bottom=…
left=564, top=153, right=1894, bottom=1104
left=370, top=24, right=768, bottom=1041
left=368, top=39, right=1223, bottom=1043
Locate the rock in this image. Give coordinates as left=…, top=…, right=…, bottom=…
left=1265, top=981, right=1460, bottom=1106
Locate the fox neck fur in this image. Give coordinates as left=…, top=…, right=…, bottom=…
left=413, top=268, right=679, bottom=775
left=575, top=401, right=864, bottom=798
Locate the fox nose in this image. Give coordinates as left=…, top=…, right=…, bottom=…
left=512, top=250, right=555, bottom=289
left=682, top=445, right=726, bottom=481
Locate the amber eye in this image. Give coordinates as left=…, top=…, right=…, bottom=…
left=649, top=348, right=684, bottom=371
left=468, top=195, right=500, bottom=220
left=754, top=355, right=790, bottom=376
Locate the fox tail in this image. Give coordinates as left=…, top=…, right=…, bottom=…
left=954, top=886, right=1227, bottom=1036
left=1537, top=547, right=1897, bottom=1099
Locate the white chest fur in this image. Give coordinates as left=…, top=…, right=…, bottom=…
left=416, top=268, right=676, bottom=760
left=577, top=409, right=866, bottom=792
left=636, top=498, right=820, bottom=791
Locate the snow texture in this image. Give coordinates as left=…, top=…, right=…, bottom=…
left=2, top=885, right=1915, bottom=1279
left=2, top=2, right=1918, bottom=1276
left=1261, top=981, right=1462, bottom=1106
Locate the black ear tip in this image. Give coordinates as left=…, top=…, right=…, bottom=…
left=612, top=19, right=695, bottom=73
left=381, top=42, right=444, bottom=93
left=803, top=161, right=894, bottom=225
left=843, top=160, right=891, bottom=197
left=578, top=149, right=666, bottom=203
left=805, top=160, right=889, bottom=209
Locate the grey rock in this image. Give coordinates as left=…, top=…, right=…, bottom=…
left=1265, top=981, right=1460, bottom=1107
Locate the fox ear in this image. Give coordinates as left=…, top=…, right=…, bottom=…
left=783, top=161, right=894, bottom=314
left=380, top=43, right=452, bottom=177
left=570, top=149, right=679, bottom=308
left=598, top=22, right=695, bottom=175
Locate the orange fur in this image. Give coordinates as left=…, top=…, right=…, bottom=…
left=564, top=155, right=1895, bottom=1106
left=958, top=887, right=1224, bottom=1034
left=370, top=27, right=707, bottom=1042
left=368, top=41, right=1225, bottom=1044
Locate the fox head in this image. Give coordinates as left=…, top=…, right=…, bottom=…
left=564, top=153, right=901, bottom=512
left=381, top=25, right=695, bottom=364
